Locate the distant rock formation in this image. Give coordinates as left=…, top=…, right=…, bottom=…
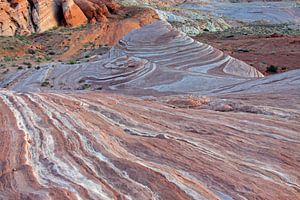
left=0, top=0, right=120, bottom=36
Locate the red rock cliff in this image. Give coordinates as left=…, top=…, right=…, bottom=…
left=0, top=0, right=121, bottom=36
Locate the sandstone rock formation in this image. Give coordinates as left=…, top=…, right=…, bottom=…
left=0, top=0, right=120, bottom=36
left=62, top=0, right=88, bottom=27
left=0, top=0, right=32, bottom=35
left=0, top=21, right=263, bottom=93
left=0, top=21, right=299, bottom=199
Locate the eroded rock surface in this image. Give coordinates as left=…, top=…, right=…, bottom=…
left=1, top=21, right=263, bottom=94
left=62, top=0, right=88, bottom=27
left=0, top=21, right=299, bottom=199
left=117, top=0, right=300, bottom=36
left=0, top=0, right=120, bottom=36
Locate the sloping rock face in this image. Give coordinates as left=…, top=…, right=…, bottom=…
left=0, top=0, right=120, bottom=36
left=1, top=21, right=263, bottom=94
left=0, top=21, right=300, bottom=199
left=62, top=0, right=88, bottom=27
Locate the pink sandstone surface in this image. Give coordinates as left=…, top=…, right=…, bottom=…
left=0, top=21, right=299, bottom=199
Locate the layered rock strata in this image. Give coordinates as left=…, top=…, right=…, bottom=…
left=1, top=21, right=263, bottom=94
left=0, top=0, right=120, bottom=36
left=0, top=21, right=299, bottom=199
left=0, top=77, right=299, bottom=199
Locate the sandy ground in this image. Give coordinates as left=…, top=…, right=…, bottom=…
left=195, top=32, right=300, bottom=75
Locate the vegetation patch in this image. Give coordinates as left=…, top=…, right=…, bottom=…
left=236, top=48, right=250, bottom=53
left=44, top=56, right=52, bottom=61
left=3, top=56, right=13, bottom=62
left=68, top=60, right=77, bottom=65
left=266, top=65, right=278, bottom=73
left=77, top=83, right=91, bottom=90
left=41, top=81, right=50, bottom=87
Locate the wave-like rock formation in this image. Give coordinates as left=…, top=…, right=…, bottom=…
left=1, top=21, right=263, bottom=94
left=0, top=21, right=300, bottom=199
left=0, top=0, right=120, bottom=36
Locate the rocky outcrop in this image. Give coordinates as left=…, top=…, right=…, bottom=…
left=31, top=0, right=63, bottom=33
left=73, top=0, right=120, bottom=23
left=0, top=0, right=32, bottom=35
left=0, top=21, right=299, bottom=199
left=0, top=21, right=263, bottom=93
left=62, top=0, right=88, bottom=27
left=0, top=0, right=121, bottom=36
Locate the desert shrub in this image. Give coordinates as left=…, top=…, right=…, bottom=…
left=3, top=56, right=13, bottom=62
left=41, top=81, right=50, bottom=87
left=4, top=46, right=14, bottom=50
left=68, top=60, right=77, bottom=65
left=78, top=79, right=85, bottom=84
left=15, top=34, right=28, bottom=44
left=77, top=83, right=91, bottom=90
left=236, top=48, right=250, bottom=53
left=23, top=62, right=32, bottom=68
left=44, top=56, right=52, bottom=61
left=27, top=49, right=36, bottom=54
left=124, top=13, right=132, bottom=18
left=266, top=65, right=278, bottom=73
left=35, top=57, right=42, bottom=62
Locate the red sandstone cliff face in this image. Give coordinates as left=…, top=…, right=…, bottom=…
left=0, top=0, right=121, bottom=36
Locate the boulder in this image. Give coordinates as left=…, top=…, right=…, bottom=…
left=62, top=0, right=88, bottom=27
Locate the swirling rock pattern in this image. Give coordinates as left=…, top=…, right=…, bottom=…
left=2, top=21, right=263, bottom=95
left=0, top=87, right=299, bottom=199
left=0, top=21, right=300, bottom=199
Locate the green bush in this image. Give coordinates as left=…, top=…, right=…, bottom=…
left=44, top=56, right=52, bottom=61
left=23, top=62, right=32, bottom=67
left=3, top=56, right=13, bottom=62
left=41, top=81, right=50, bottom=87
left=35, top=57, right=42, bottom=62
left=68, top=60, right=77, bottom=65
left=266, top=65, right=278, bottom=73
